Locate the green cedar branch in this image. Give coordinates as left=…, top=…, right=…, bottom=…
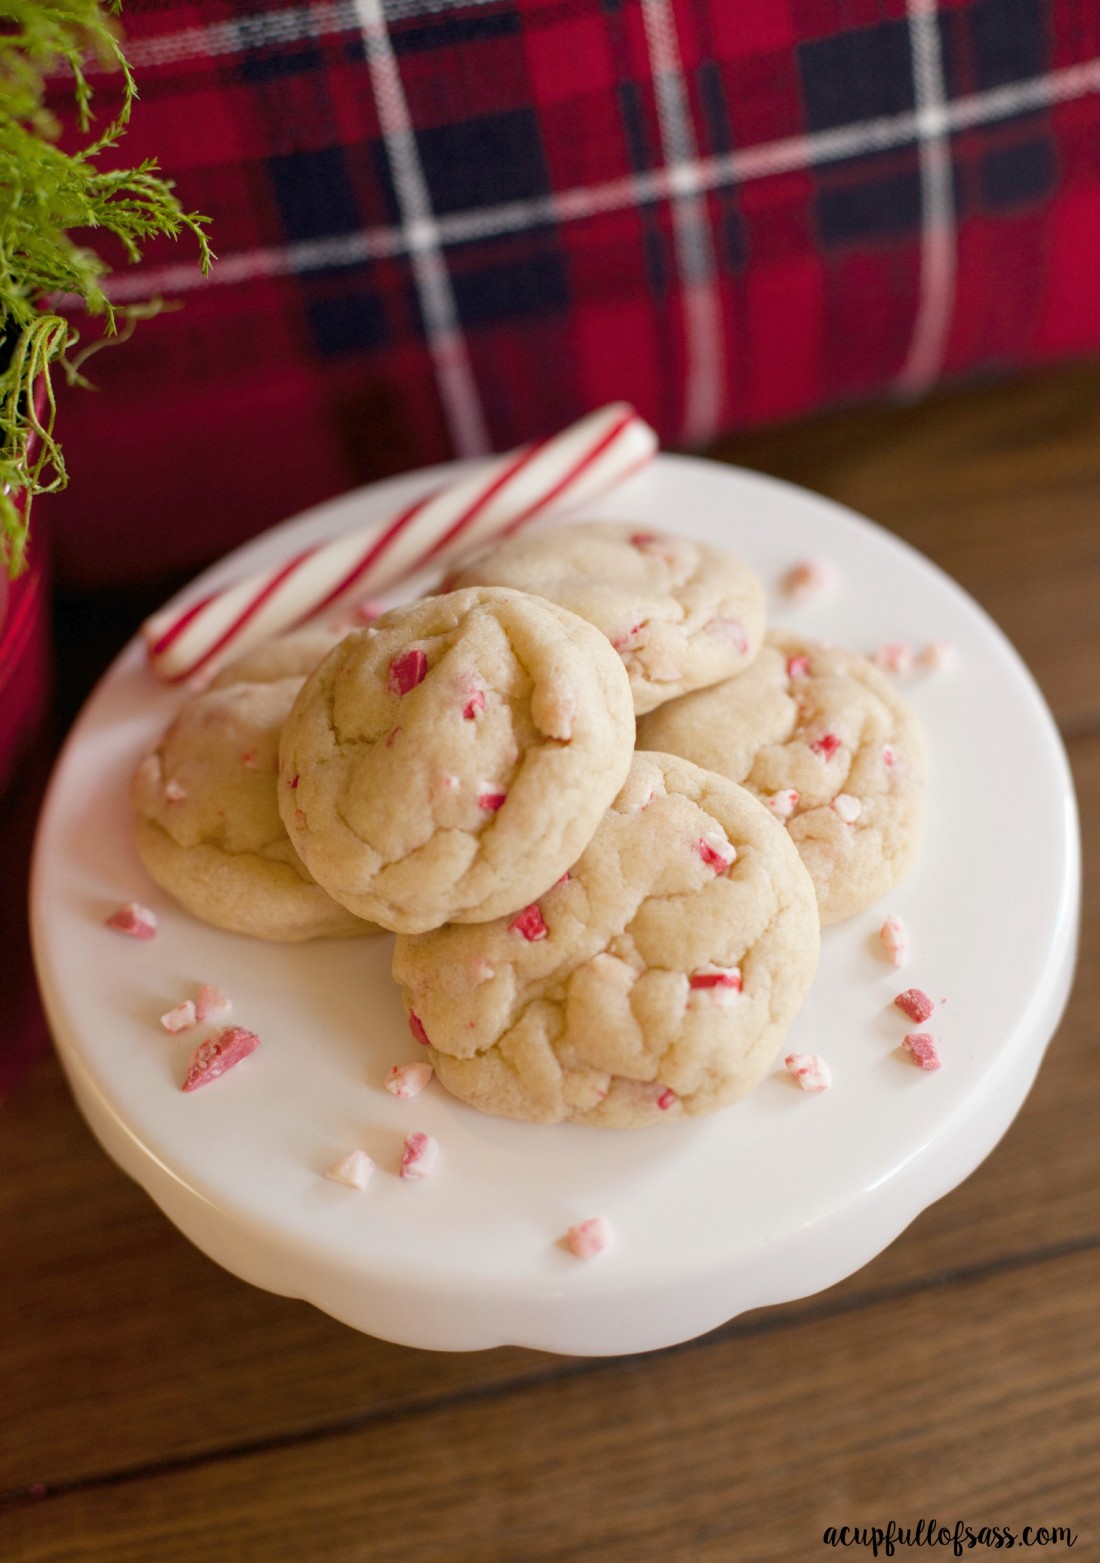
left=0, top=0, right=213, bottom=576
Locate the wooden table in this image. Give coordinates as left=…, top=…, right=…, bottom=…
left=5, top=362, right=1098, bottom=1561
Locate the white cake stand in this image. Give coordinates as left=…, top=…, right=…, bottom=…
left=30, top=455, right=1079, bottom=1356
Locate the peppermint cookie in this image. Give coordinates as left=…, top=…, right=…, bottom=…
left=391, top=752, right=820, bottom=1127
left=277, top=587, right=635, bottom=934
left=132, top=630, right=373, bottom=941
left=636, top=634, right=928, bottom=924
left=448, top=521, right=766, bottom=715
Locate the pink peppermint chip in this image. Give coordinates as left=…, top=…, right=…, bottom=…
left=182, top=1026, right=260, bottom=1091
left=105, top=901, right=157, bottom=939
left=325, top=1149, right=374, bottom=1189
left=765, top=788, right=799, bottom=820
left=874, top=641, right=914, bottom=675
left=786, top=654, right=811, bottom=680
left=385, top=1061, right=433, bottom=1099
left=704, top=616, right=747, bottom=653
left=688, top=967, right=742, bottom=1008
left=400, top=1131, right=440, bottom=1181
left=611, top=621, right=644, bottom=652
left=781, top=558, right=839, bottom=600
left=408, top=1011, right=431, bottom=1047
left=895, top=988, right=935, bottom=1023
left=462, top=688, right=486, bottom=719
left=918, top=639, right=955, bottom=672
left=387, top=648, right=428, bottom=696
left=565, top=1216, right=614, bottom=1259
left=195, top=984, right=232, bottom=1022
left=880, top=913, right=909, bottom=967
left=697, top=831, right=735, bottom=872
left=656, top=1088, right=678, bottom=1111
left=903, top=1031, right=942, bottom=1071
left=810, top=732, right=842, bottom=760
left=689, top=966, right=742, bottom=992
left=831, top=792, right=862, bottom=824
left=509, top=903, right=548, bottom=941
left=477, top=788, right=507, bottom=812
left=882, top=744, right=898, bottom=768
left=160, top=1000, right=197, bottom=1034
left=785, top=1052, right=832, bottom=1093
left=164, top=778, right=186, bottom=803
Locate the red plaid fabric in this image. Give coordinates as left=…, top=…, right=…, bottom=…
left=40, top=0, right=1100, bottom=588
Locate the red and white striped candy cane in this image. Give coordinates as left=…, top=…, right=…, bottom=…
left=143, top=403, right=657, bottom=684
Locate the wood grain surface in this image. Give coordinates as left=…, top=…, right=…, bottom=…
left=5, top=361, right=1098, bottom=1561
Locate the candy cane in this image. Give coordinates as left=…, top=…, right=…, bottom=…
left=143, top=403, right=657, bottom=684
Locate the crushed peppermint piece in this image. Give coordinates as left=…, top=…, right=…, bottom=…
left=810, top=732, right=842, bottom=760
left=903, top=1032, right=942, bottom=1070
left=160, top=1000, right=197, bottom=1034
left=880, top=913, right=909, bottom=967
left=387, top=648, right=428, bottom=696
left=385, top=1061, right=434, bottom=1099
left=786, top=654, right=811, bottom=680
left=510, top=902, right=548, bottom=941
left=400, top=1131, right=439, bottom=1181
left=195, top=984, right=232, bottom=1022
left=765, top=788, right=799, bottom=820
left=781, top=558, right=839, bottom=600
left=182, top=1026, right=260, bottom=1091
left=656, top=1088, right=678, bottom=1111
left=325, top=1150, right=374, bottom=1189
left=164, top=778, right=186, bottom=803
left=895, top=988, right=935, bottom=1023
left=288, top=772, right=300, bottom=790
left=704, top=616, right=747, bottom=652
left=832, top=792, right=862, bottom=824
left=874, top=641, right=914, bottom=675
left=462, top=688, right=486, bottom=719
left=384, top=726, right=401, bottom=749
left=918, top=639, right=955, bottom=671
left=688, top=967, right=742, bottom=1006
left=408, top=1011, right=431, bottom=1047
left=565, top=1217, right=614, bottom=1259
left=106, top=901, right=157, bottom=939
left=697, top=830, right=735, bottom=872
left=629, top=530, right=658, bottom=547
left=611, top=621, right=644, bottom=652
left=477, top=787, right=507, bottom=812
left=785, top=1052, right=832, bottom=1093
left=882, top=744, right=898, bottom=768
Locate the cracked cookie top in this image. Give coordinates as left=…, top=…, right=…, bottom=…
left=637, top=633, right=928, bottom=924
left=276, top=587, right=636, bottom=934
left=132, top=630, right=372, bottom=941
left=448, top=520, right=766, bottom=715
left=391, top=751, right=820, bottom=1128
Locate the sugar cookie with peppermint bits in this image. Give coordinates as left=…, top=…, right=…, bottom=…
left=447, top=520, right=765, bottom=715
left=636, top=633, right=927, bottom=924
left=277, top=587, right=635, bottom=934
left=132, top=629, right=374, bottom=941
left=391, top=752, right=819, bottom=1128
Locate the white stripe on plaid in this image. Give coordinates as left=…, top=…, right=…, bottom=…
left=896, top=0, right=957, bottom=395
left=641, top=0, right=724, bottom=444
left=107, top=56, right=1100, bottom=305
left=122, top=0, right=508, bottom=68
left=353, top=0, right=491, bottom=457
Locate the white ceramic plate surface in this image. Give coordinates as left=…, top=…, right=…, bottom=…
left=31, top=454, right=1080, bottom=1356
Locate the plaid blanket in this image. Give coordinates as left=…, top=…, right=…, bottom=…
left=41, top=0, right=1100, bottom=585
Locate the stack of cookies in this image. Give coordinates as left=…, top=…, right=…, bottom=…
left=132, top=522, right=927, bottom=1128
